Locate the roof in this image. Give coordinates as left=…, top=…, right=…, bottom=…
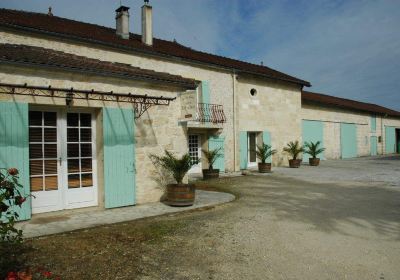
left=0, top=43, right=198, bottom=89
left=302, top=91, right=400, bottom=118
left=0, top=8, right=310, bottom=87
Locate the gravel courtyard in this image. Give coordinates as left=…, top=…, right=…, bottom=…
left=22, top=155, right=400, bottom=279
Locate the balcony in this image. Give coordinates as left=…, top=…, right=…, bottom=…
left=180, top=92, right=226, bottom=129
left=196, top=103, right=226, bottom=124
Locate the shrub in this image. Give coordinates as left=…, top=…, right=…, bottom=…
left=283, top=141, right=304, bottom=160
left=255, top=144, right=277, bottom=164
left=0, top=168, right=29, bottom=277
left=202, top=148, right=222, bottom=170
left=304, top=141, right=326, bottom=159
left=150, top=151, right=197, bottom=184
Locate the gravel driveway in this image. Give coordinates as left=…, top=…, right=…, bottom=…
left=23, top=156, right=400, bottom=279
left=146, top=155, right=400, bottom=279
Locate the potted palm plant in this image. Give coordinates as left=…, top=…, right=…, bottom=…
left=150, top=150, right=197, bottom=207
left=304, top=141, right=326, bottom=166
left=256, top=144, right=277, bottom=173
left=283, top=141, right=304, bottom=168
left=202, top=147, right=222, bottom=179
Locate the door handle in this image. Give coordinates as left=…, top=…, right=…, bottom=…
left=59, top=157, right=62, bottom=166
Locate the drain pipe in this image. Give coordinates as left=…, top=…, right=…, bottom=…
left=232, top=70, right=237, bottom=171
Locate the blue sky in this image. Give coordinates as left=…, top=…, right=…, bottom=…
left=1, top=0, right=400, bottom=110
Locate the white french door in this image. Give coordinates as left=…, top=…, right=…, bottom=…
left=188, top=134, right=202, bottom=174
left=29, top=108, right=98, bottom=214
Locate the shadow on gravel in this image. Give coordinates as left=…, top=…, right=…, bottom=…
left=369, top=155, right=400, bottom=161
left=236, top=176, right=400, bottom=240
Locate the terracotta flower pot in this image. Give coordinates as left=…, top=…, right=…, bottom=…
left=258, top=163, right=272, bottom=173
left=202, top=169, right=220, bottom=180
left=165, top=184, right=195, bottom=207
left=289, top=159, right=302, bottom=168
left=309, top=158, right=320, bottom=166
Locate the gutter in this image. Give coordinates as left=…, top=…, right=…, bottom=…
left=0, top=24, right=310, bottom=88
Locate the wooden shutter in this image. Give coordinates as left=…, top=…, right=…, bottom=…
left=208, top=136, right=225, bottom=172
left=103, top=107, right=136, bottom=208
left=0, top=101, right=31, bottom=220
left=340, top=123, right=357, bottom=159
left=262, top=130, right=272, bottom=163
left=239, top=131, right=248, bottom=170
left=302, top=120, right=324, bottom=161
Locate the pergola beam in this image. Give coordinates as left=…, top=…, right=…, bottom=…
left=0, top=83, right=176, bottom=119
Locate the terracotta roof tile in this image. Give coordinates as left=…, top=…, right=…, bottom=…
left=302, top=91, right=400, bottom=118
left=0, top=8, right=310, bottom=87
left=0, top=43, right=199, bottom=89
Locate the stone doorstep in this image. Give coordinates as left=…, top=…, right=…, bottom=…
left=16, top=190, right=235, bottom=239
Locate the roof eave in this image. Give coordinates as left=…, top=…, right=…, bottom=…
left=0, top=59, right=199, bottom=90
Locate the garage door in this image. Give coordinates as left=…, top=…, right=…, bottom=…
left=340, top=123, right=357, bottom=159
left=385, top=126, right=396, bottom=154
left=302, top=120, right=324, bottom=161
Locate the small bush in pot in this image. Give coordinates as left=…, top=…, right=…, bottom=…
left=202, top=148, right=222, bottom=179
left=304, top=141, right=326, bottom=166
left=283, top=141, right=304, bottom=168
left=150, top=150, right=197, bottom=207
left=255, top=144, right=277, bottom=173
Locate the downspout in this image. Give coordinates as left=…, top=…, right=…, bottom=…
left=232, top=70, right=237, bottom=171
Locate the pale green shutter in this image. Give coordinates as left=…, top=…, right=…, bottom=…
left=370, top=136, right=378, bottom=156
left=262, top=131, right=272, bottom=163
left=0, top=102, right=31, bottom=221
left=370, top=116, right=377, bottom=132
left=302, top=120, right=324, bottom=161
left=340, top=123, right=357, bottom=159
left=103, top=107, right=136, bottom=208
left=239, top=132, right=248, bottom=169
left=208, top=136, right=225, bottom=171
left=201, top=81, right=210, bottom=104
left=385, top=126, right=396, bottom=154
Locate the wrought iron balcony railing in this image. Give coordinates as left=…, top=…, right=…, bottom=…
left=196, top=103, right=226, bottom=124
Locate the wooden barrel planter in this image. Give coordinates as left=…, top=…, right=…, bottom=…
left=258, top=163, right=272, bottom=173
left=289, top=159, right=302, bottom=168
left=202, top=169, right=220, bottom=180
left=309, top=158, right=320, bottom=166
left=165, top=184, right=195, bottom=207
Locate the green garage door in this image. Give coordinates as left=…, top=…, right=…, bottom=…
left=385, top=126, right=396, bottom=154
left=302, top=120, right=324, bottom=161
left=340, top=123, right=357, bottom=159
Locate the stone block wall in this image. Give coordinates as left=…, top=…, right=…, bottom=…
left=0, top=65, right=187, bottom=205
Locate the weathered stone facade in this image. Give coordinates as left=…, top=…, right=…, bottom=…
left=302, top=103, right=400, bottom=159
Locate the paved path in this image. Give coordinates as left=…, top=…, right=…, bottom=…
left=17, top=190, right=235, bottom=238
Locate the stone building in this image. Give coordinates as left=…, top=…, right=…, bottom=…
left=0, top=3, right=399, bottom=220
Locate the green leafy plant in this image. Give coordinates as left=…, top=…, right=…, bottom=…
left=202, top=148, right=222, bottom=170
left=0, top=168, right=28, bottom=244
left=255, top=144, right=277, bottom=164
left=304, top=141, right=326, bottom=159
left=150, top=151, right=197, bottom=184
left=283, top=141, right=304, bottom=160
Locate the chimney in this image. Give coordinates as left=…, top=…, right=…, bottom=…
left=141, top=1, right=153, bottom=46
left=115, top=6, right=130, bottom=39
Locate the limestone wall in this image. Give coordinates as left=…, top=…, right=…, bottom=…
left=301, top=103, right=400, bottom=158
left=0, top=65, right=188, bottom=205
left=0, top=30, right=236, bottom=171
left=236, top=77, right=303, bottom=166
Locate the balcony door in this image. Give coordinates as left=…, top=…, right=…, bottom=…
left=188, top=134, right=202, bottom=174
left=29, top=109, right=98, bottom=214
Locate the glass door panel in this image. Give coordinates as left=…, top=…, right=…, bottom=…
left=29, top=110, right=63, bottom=214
